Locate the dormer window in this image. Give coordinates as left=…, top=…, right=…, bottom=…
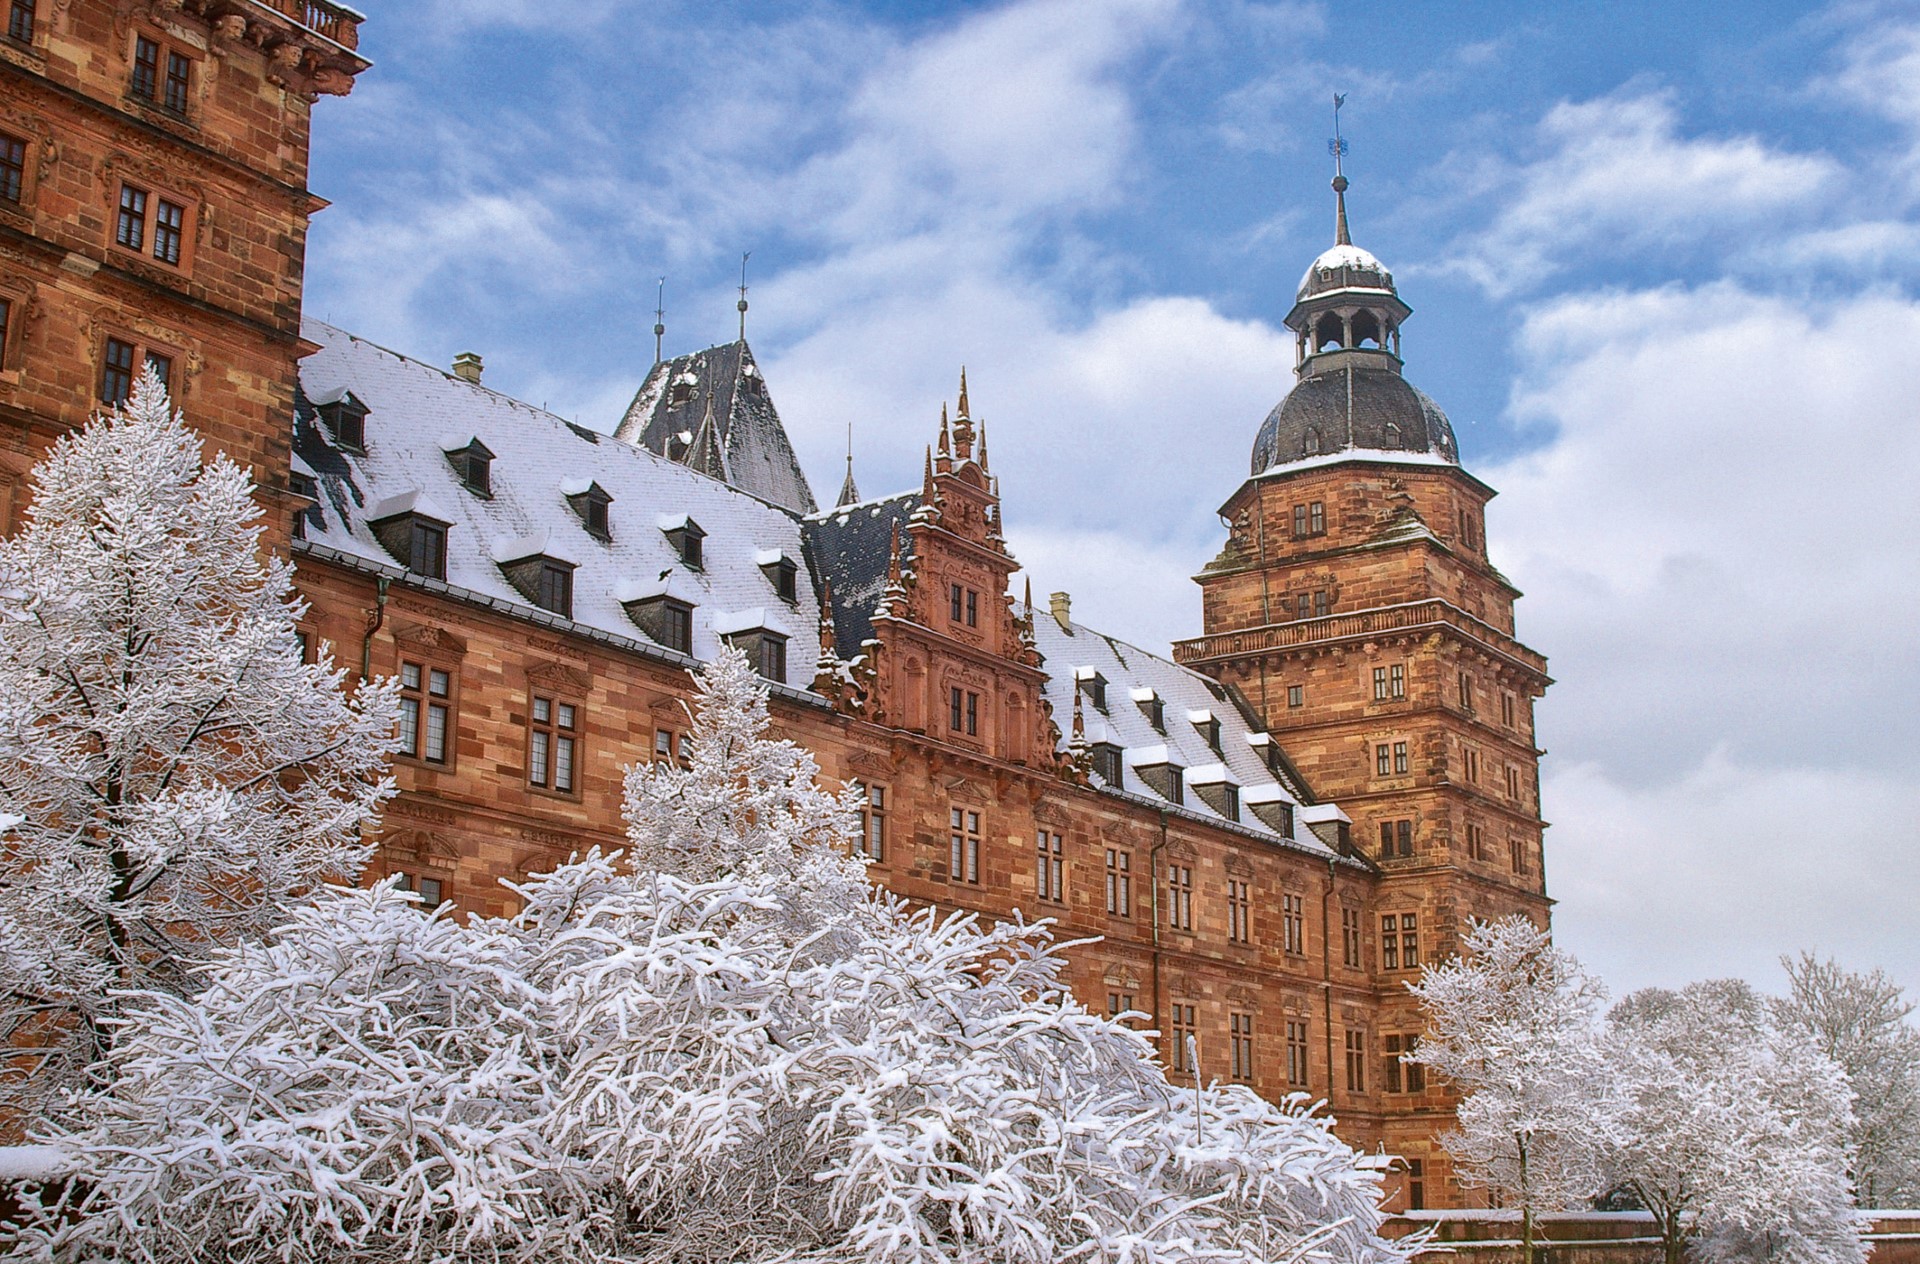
left=369, top=501, right=451, bottom=582
left=566, top=482, right=613, bottom=542
left=660, top=515, right=705, bottom=570
left=1132, top=688, right=1165, bottom=732
left=313, top=388, right=368, bottom=453
left=1134, top=756, right=1184, bottom=806
left=1089, top=741, right=1123, bottom=786
left=499, top=548, right=575, bottom=618
left=1076, top=669, right=1108, bottom=713
left=1189, top=769, right=1240, bottom=822
left=288, top=471, right=317, bottom=541
left=1384, top=422, right=1402, bottom=449
left=758, top=550, right=798, bottom=603
left=723, top=627, right=787, bottom=682
left=669, top=371, right=696, bottom=406
left=445, top=438, right=494, bottom=498
left=624, top=595, right=694, bottom=654
left=1189, top=710, right=1222, bottom=754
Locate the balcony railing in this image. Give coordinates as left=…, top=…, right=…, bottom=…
left=1172, top=599, right=1549, bottom=677
left=246, top=0, right=363, bottom=49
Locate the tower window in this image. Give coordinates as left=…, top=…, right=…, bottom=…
left=115, top=184, right=146, bottom=251
left=1373, top=665, right=1406, bottom=701
left=164, top=50, right=191, bottom=113
left=0, top=131, right=24, bottom=202
left=1291, top=501, right=1326, bottom=539
left=131, top=35, right=159, bottom=100
left=1287, top=684, right=1304, bottom=709
left=7, top=0, right=34, bottom=43
left=1379, top=819, right=1412, bottom=858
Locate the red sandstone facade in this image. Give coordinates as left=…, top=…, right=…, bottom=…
left=0, top=2, right=1554, bottom=1213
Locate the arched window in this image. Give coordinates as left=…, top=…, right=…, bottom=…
left=1303, top=428, right=1322, bottom=456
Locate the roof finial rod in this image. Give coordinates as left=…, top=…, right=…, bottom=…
left=653, top=276, right=667, bottom=364
left=1329, top=92, right=1351, bottom=246
left=737, top=252, right=751, bottom=342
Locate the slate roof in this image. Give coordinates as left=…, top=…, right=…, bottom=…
left=800, top=491, right=921, bottom=661
left=1251, top=365, right=1458, bottom=473
left=614, top=341, right=819, bottom=515
left=1024, top=606, right=1339, bottom=857
left=294, top=321, right=822, bottom=690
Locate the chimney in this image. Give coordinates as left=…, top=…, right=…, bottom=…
left=1049, top=591, right=1071, bottom=632
left=452, top=351, right=483, bottom=384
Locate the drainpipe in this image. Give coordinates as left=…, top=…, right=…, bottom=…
left=1150, top=807, right=1169, bottom=1062
left=1323, top=855, right=1338, bottom=1107
left=360, top=575, right=389, bottom=680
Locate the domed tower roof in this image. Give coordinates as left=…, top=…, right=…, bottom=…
left=1252, top=167, right=1459, bottom=475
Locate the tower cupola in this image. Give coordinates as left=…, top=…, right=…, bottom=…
left=1284, top=173, right=1410, bottom=377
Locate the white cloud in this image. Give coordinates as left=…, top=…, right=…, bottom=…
left=1443, top=90, right=1839, bottom=296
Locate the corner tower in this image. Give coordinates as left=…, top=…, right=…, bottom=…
left=1173, top=171, right=1552, bottom=1204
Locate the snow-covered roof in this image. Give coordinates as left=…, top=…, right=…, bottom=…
left=1024, top=605, right=1327, bottom=855
left=801, top=491, right=920, bottom=661
left=294, top=321, right=823, bottom=691
left=1296, top=243, right=1394, bottom=300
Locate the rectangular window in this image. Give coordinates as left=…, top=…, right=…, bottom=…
left=949, top=686, right=962, bottom=732
left=1104, top=847, right=1131, bottom=917
left=0, top=296, right=9, bottom=371
left=1286, top=1018, right=1310, bottom=1087
left=1035, top=830, right=1063, bottom=903
left=1503, top=692, right=1517, bottom=728
left=0, top=132, right=23, bottom=203
left=948, top=687, right=979, bottom=736
left=536, top=563, right=572, bottom=617
left=397, top=662, right=451, bottom=765
left=1373, top=666, right=1389, bottom=700
left=163, top=50, right=191, bottom=113
left=143, top=350, right=171, bottom=393
left=653, top=728, right=683, bottom=766
left=1227, top=879, right=1251, bottom=944
left=1296, top=593, right=1311, bottom=620
left=1341, top=908, right=1362, bottom=968
left=100, top=337, right=136, bottom=405
left=1169, top=1003, right=1197, bottom=1073
left=1390, top=663, right=1405, bottom=699
left=1384, top=1034, right=1426, bottom=1094
left=7, top=0, right=33, bottom=43
left=115, top=184, right=147, bottom=252
left=1382, top=914, right=1400, bottom=970
left=1384, top=1034, right=1404, bottom=1094
left=948, top=807, right=980, bottom=884
left=949, top=583, right=963, bottom=622
left=1378, top=818, right=1412, bottom=858
left=857, top=783, right=887, bottom=861
left=661, top=602, right=692, bottom=653
left=1393, top=741, right=1409, bottom=775
left=758, top=635, right=786, bottom=682
left=1107, top=992, right=1134, bottom=1021
left=1292, top=503, right=1307, bottom=537
left=1282, top=892, right=1304, bottom=955
left=131, top=35, right=159, bottom=100
left=1510, top=835, right=1529, bottom=874
left=1459, top=671, right=1475, bottom=712
left=1408, top=1158, right=1426, bottom=1211
left=1507, top=765, right=1523, bottom=800
left=1345, top=1029, right=1367, bottom=1093
left=1166, top=863, right=1193, bottom=931
left=1468, top=821, right=1485, bottom=861
left=1287, top=684, right=1303, bottom=709
left=1313, top=589, right=1330, bottom=617
left=966, top=588, right=977, bottom=626
left=529, top=695, right=578, bottom=793
left=1310, top=501, right=1325, bottom=534
left=1375, top=743, right=1391, bottom=778
left=1230, top=1012, right=1255, bottom=1082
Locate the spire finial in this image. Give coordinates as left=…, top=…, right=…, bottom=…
left=836, top=422, right=860, bottom=508
left=977, top=418, right=989, bottom=473
left=1329, top=92, right=1351, bottom=246
left=937, top=402, right=951, bottom=457
left=653, top=277, right=667, bottom=364
left=957, top=366, right=970, bottom=419
left=737, top=251, right=751, bottom=342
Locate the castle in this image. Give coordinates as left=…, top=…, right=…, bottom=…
left=0, top=2, right=1549, bottom=1211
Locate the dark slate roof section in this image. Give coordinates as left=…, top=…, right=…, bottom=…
left=614, top=341, right=819, bottom=515
left=1251, top=365, right=1458, bottom=473
left=801, top=491, right=920, bottom=661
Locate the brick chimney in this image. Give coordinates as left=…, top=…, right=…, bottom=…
left=452, top=352, right=483, bottom=384
left=1049, top=591, right=1071, bottom=632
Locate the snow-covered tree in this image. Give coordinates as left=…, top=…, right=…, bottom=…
left=1774, top=953, right=1920, bottom=1207
left=1605, top=980, right=1865, bottom=1264
left=1406, top=915, right=1613, bottom=1264
left=0, top=369, right=397, bottom=1122
left=19, top=649, right=1411, bottom=1264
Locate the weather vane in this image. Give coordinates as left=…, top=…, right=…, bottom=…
left=1329, top=92, right=1348, bottom=176
left=653, top=276, right=666, bottom=364
left=737, top=251, right=751, bottom=342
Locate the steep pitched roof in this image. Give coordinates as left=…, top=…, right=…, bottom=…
left=801, top=491, right=920, bottom=661
left=294, top=321, right=821, bottom=691
left=614, top=341, right=818, bottom=515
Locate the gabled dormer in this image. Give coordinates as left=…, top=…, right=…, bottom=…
left=368, top=491, right=453, bottom=581
left=757, top=548, right=799, bottom=603
left=1132, top=687, right=1165, bottom=732
left=564, top=479, right=612, bottom=542
left=444, top=437, right=493, bottom=498
left=312, top=386, right=368, bottom=453
left=659, top=514, right=705, bottom=570
left=494, top=533, right=575, bottom=618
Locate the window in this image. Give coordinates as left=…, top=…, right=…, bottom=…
left=753, top=634, right=786, bottom=682
left=1291, top=501, right=1325, bottom=538
left=662, top=518, right=705, bottom=569
left=652, top=728, right=680, bottom=765
left=1506, top=765, right=1523, bottom=800
left=315, top=391, right=368, bottom=451
left=1375, top=743, right=1391, bottom=778
left=1166, top=864, right=1193, bottom=931
left=1385, top=1034, right=1426, bottom=1094
left=151, top=197, right=185, bottom=265
left=1282, top=892, right=1305, bottom=955
left=1287, top=684, right=1304, bottom=709
left=1078, top=671, right=1107, bottom=711
left=1137, top=691, right=1165, bottom=731
left=395, top=872, right=445, bottom=910
left=571, top=487, right=612, bottom=541
left=1169, top=1003, right=1197, bottom=1073
left=1104, top=847, right=1131, bottom=917
left=131, top=35, right=159, bottom=100
left=650, top=599, right=693, bottom=654
left=1341, top=908, right=1362, bottom=968
left=446, top=440, right=493, bottom=497
left=948, top=807, right=981, bottom=884
left=0, top=296, right=10, bottom=372
left=948, top=686, right=978, bottom=736
left=1286, top=1019, right=1310, bottom=1087
left=763, top=556, right=797, bottom=602
left=1230, top=1012, right=1255, bottom=1082
left=1467, top=822, right=1486, bottom=861
left=1458, top=671, right=1475, bottom=712
left=0, top=132, right=23, bottom=203
left=100, top=336, right=145, bottom=405
left=1372, top=664, right=1405, bottom=701
left=947, top=583, right=978, bottom=627
left=115, top=184, right=146, bottom=252
left=1107, top=992, right=1135, bottom=1021
left=407, top=520, right=446, bottom=579
left=1503, top=691, right=1517, bottom=728
left=164, top=49, right=191, bottom=113
left=1035, top=830, right=1063, bottom=903
left=1462, top=745, right=1480, bottom=783
left=7, top=0, right=33, bottom=43
left=1313, top=589, right=1330, bottom=617
left=1510, top=835, right=1530, bottom=875
left=856, top=783, right=887, bottom=861
left=1345, top=1030, right=1367, bottom=1092
left=535, top=562, right=572, bottom=616
left=1407, top=1158, right=1426, bottom=1211
left=1379, top=819, right=1412, bottom=858
left=1226, top=879, right=1252, bottom=943
left=529, top=695, right=579, bottom=793
left=1394, top=741, right=1409, bottom=775
left=1381, top=913, right=1419, bottom=970
left=397, top=661, right=452, bottom=765
left=1296, top=593, right=1311, bottom=620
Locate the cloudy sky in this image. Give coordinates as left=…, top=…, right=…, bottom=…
left=305, top=0, right=1920, bottom=1004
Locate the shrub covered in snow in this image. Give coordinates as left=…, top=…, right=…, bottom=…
left=15, top=649, right=1408, bottom=1264
left=0, top=370, right=397, bottom=1123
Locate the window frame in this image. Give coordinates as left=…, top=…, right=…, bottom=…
left=396, top=659, right=455, bottom=768
left=535, top=561, right=573, bottom=617
left=1286, top=684, right=1304, bottom=709
left=6, top=0, right=34, bottom=45
left=855, top=782, right=887, bottom=862
left=528, top=691, right=582, bottom=797
left=1104, top=847, right=1132, bottom=917
left=1169, top=1002, right=1197, bottom=1074
left=948, top=806, right=981, bottom=885
left=109, top=178, right=196, bottom=272
left=1281, top=891, right=1305, bottom=955
left=1286, top=1018, right=1310, bottom=1087
left=1227, top=878, right=1252, bottom=944
left=1229, top=1012, right=1255, bottom=1083
left=1035, top=829, right=1064, bottom=904
left=129, top=30, right=195, bottom=116
left=1340, top=907, right=1362, bottom=968
left=1344, top=1029, right=1367, bottom=1093
left=0, top=129, right=27, bottom=206
left=1166, top=862, right=1193, bottom=932
left=98, top=332, right=178, bottom=406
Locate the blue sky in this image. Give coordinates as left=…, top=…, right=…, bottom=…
left=306, top=0, right=1920, bottom=1004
